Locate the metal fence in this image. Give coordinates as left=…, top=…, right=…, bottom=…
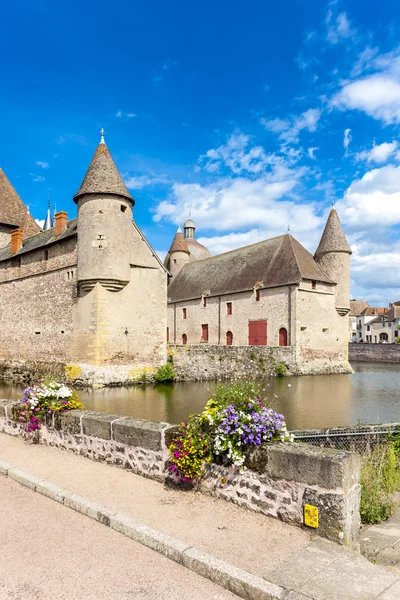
left=292, top=423, right=400, bottom=454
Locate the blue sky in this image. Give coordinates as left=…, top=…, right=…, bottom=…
left=1, top=0, right=400, bottom=305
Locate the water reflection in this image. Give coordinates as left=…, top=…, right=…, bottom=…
left=1, top=362, right=399, bottom=429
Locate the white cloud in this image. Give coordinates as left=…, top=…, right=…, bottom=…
left=124, top=174, right=169, bottom=189
left=262, top=108, right=322, bottom=143
left=337, top=164, right=400, bottom=228
left=199, top=132, right=289, bottom=175
left=355, top=141, right=398, bottom=164
left=326, top=11, right=356, bottom=44
left=307, top=147, right=318, bottom=160
left=35, top=219, right=45, bottom=228
left=29, top=173, right=45, bottom=183
left=116, top=110, right=136, bottom=118
left=36, top=161, right=49, bottom=169
left=343, top=129, right=352, bottom=155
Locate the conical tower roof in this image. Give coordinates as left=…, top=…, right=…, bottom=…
left=315, top=209, right=351, bottom=257
left=73, top=134, right=133, bottom=203
left=0, top=168, right=41, bottom=237
left=43, top=201, right=53, bottom=231
left=168, top=227, right=190, bottom=254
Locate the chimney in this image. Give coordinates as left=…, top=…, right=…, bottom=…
left=54, top=211, right=68, bottom=235
left=11, top=228, right=23, bottom=254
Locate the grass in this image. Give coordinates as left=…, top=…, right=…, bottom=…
left=360, top=441, right=400, bottom=524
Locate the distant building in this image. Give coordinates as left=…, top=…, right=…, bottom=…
left=165, top=209, right=353, bottom=373
left=350, top=302, right=400, bottom=343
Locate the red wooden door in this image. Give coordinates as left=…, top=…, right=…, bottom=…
left=279, top=327, right=288, bottom=347
left=248, top=320, right=267, bottom=346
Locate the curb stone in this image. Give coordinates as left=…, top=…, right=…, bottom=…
left=0, top=459, right=285, bottom=600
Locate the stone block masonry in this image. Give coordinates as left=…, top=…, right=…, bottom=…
left=0, top=401, right=361, bottom=548
left=171, top=344, right=352, bottom=381
left=349, top=343, right=400, bottom=363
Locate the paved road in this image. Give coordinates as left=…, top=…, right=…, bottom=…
left=0, top=477, right=237, bottom=600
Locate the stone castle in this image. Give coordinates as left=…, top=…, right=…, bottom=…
left=0, top=134, right=352, bottom=378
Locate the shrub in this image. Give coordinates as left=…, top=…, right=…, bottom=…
left=154, top=363, right=175, bottom=383
left=15, top=382, right=84, bottom=433
left=274, top=362, right=287, bottom=377
left=169, top=381, right=292, bottom=482
left=360, top=443, right=400, bottom=524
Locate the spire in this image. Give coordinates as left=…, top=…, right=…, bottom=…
left=315, top=208, right=351, bottom=257
left=73, top=136, right=134, bottom=204
left=43, top=197, right=53, bottom=231
left=168, top=227, right=190, bottom=254
left=100, top=128, right=105, bottom=145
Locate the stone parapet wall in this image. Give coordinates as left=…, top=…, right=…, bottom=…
left=0, top=402, right=361, bottom=548
left=170, top=344, right=352, bottom=380
left=349, top=343, right=400, bottom=363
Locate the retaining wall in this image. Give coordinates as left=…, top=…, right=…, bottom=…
left=349, top=343, right=400, bottom=363
left=0, top=401, right=361, bottom=548
left=170, top=344, right=352, bottom=380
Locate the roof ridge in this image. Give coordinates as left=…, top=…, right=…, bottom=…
left=289, top=234, right=336, bottom=284
left=191, top=234, right=288, bottom=264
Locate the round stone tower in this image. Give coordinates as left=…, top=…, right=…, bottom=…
left=314, top=208, right=352, bottom=316
left=73, top=131, right=135, bottom=292
left=164, top=227, right=190, bottom=277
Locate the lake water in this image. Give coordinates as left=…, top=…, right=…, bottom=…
left=1, top=362, right=399, bottom=430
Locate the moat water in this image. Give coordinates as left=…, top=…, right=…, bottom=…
left=1, top=362, right=399, bottom=430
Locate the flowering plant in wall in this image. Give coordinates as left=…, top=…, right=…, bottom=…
left=168, top=382, right=292, bottom=483
left=15, top=381, right=85, bottom=433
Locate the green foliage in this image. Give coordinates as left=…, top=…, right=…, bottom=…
left=169, top=381, right=292, bottom=482
left=218, top=355, right=225, bottom=361
left=274, top=362, right=287, bottom=377
left=360, top=443, right=400, bottom=524
left=250, top=351, right=256, bottom=360
left=154, top=362, right=175, bottom=383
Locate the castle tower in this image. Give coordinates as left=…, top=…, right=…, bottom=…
left=182, top=216, right=211, bottom=261
left=71, top=130, right=167, bottom=367
left=314, top=208, right=351, bottom=316
left=165, top=227, right=190, bottom=277
left=183, top=217, right=196, bottom=239
left=73, top=129, right=135, bottom=292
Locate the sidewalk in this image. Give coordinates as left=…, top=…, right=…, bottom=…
left=1, top=432, right=399, bottom=600
left=361, top=507, right=400, bottom=577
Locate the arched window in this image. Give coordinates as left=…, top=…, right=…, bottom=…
left=379, top=333, right=388, bottom=342
left=226, top=331, right=233, bottom=346
left=279, top=327, right=288, bottom=347
left=182, top=333, right=187, bottom=345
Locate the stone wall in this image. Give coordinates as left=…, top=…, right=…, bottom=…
left=349, top=343, right=400, bottom=363
left=170, top=343, right=351, bottom=380
left=0, top=402, right=361, bottom=548
left=0, top=237, right=77, bottom=362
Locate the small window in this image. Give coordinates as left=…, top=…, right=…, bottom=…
left=121, top=205, right=127, bottom=213
left=182, top=333, right=187, bottom=345
left=201, top=324, right=209, bottom=342
left=322, top=327, right=329, bottom=332
left=44, top=249, right=49, bottom=261
left=227, top=302, right=232, bottom=315
left=173, top=259, right=177, bottom=265
left=367, top=325, right=370, bottom=331
left=226, top=331, right=233, bottom=345
left=203, top=297, right=207, bottom=307
left=301, top=326, right=307, bottom=331
left=183, top=308, right=187, bottom=319
left=167, top=327, right=169, bottom=342
left=312, top=281, right=316, bottom=290
left=255, top=289, right=260, bottom=301
left=395, top=330, right=398, bottom=337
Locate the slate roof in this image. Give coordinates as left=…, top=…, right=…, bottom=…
left=315, top=209, right=351, bottom=257
left=349, top=300, right=370, bottom=317
left=168, top=233, right=335, bottom=303
left=74, top=143, right=134, bottom=203
left=0, top=219, right=77, bottom=262
left=0, top=169, right=41, bottom=237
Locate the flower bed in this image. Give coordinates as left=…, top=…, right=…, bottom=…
left=169, top=382, right=292, bottom=483
left=15, top=381, right=85, bottom=433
